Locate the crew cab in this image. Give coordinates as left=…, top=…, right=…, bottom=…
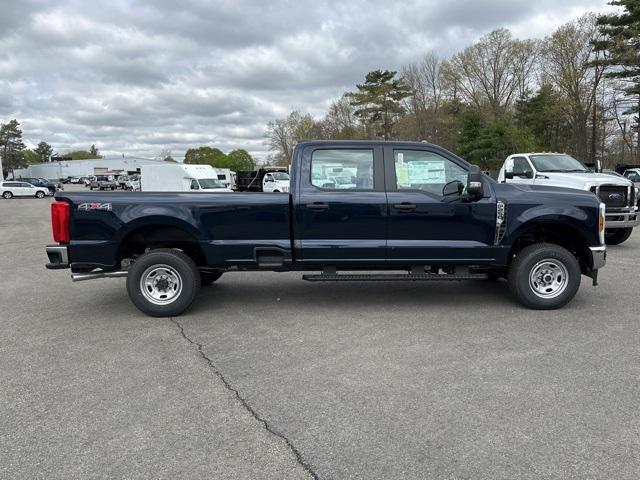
left=498, top=153, right=638, bottom=244
left=46, top=141, right=607, bottom=316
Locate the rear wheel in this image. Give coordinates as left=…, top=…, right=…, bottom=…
left=35, top=191, right=45, bottom=198
left=127, top=249, right=201, bottom=317
left=604, top=228, right=633, bottom=245
left=508, top=243, right=581, bottom=310
left=2, top=191, right=13, bottom=199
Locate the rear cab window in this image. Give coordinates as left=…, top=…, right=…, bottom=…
left=310, top=149, right=374, bottom=190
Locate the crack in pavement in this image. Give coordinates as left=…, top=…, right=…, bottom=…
left=168, top=317, right=319, bottom=480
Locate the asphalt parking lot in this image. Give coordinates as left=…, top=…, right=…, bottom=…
left=1, top=186, right=639, bottom=480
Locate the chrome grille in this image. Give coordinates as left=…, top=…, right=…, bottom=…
left=591, top=185, right=629, bottom=208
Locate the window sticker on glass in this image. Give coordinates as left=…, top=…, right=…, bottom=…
left=408, top=161, right=445, bottom=184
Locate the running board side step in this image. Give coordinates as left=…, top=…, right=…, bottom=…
left=302, top=273, right=488, bottom=282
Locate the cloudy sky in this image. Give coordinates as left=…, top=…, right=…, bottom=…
left=0, top=0, right=614, bottom=161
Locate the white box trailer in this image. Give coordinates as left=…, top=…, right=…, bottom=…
left=140, top=164, right=233, bottom=192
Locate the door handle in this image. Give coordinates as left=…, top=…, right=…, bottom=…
left=393, top=203, right=417, bottom=211
left=306, top=202, right=329, bottom=210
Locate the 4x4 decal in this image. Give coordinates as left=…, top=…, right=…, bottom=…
left=78, top=202, right=112, bottom=211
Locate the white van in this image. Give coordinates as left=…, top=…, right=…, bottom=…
left=140, top=164, right=233, bottom=193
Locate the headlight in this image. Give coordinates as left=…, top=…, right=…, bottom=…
left=599, top=202, right=606, bottom=245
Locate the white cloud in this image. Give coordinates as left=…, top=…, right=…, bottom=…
left=0, top=0, right=614, bottom=160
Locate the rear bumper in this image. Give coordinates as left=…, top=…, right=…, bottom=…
left=589, top=245, right=606, bottom=270
left=46, top=244, right=69, bottom=269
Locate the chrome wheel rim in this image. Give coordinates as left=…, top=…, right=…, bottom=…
left=528, top=259, right=568, bottom=299
left=139, top=264, right=183, bottom=305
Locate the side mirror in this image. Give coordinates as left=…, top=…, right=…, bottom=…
left=442, top=180, right=465, bottom=197
left=467, top=165, right=484, bottom=200
left=504, top=170, right=514, bottom=180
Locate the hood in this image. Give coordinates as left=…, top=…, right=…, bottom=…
left=537, top=171, right=633, bottom=189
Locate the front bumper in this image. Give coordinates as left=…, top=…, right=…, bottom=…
left=589, top=245, right=606, bottom=270
left=604, top=201, right=638, bottom=228
left=46, top=244, right=69, bottom=269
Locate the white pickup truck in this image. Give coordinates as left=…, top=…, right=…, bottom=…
left=498, top=153, right=639, bottom=245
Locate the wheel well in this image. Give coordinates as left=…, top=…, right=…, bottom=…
left=118, top=225, right=205, bottom=266
left=508, top=223, right=591, bottom=272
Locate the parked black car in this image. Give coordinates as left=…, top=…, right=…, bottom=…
left=19, top=177, right=61, bottom=194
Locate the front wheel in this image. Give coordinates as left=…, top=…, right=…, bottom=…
left=508, top=243, right=581, bottom=310
left=35, top=191, right=45, bottom=198
left=127, top=249, right=201, bottom=317
left=2, top=191, right=13, bottom=199
left=605, top=228, right=633, bottom=245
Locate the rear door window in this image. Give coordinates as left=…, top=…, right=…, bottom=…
left=311, top=149, right=374, bottom=190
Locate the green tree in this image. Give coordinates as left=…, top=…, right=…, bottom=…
left=184, top=146, right=227, bottom=166
left=0, top=119, right=26, bottom=172
left=456, top=110, right=534, bottom=170
left=515, top=85, right=572, bottom=152
left=89, top=144, right=100, bottom=158
left=347, top=70, right=410, bottom=140
left=22, top=149, right=40, bottom=164
left=225, top=149, right=255, bottom=171
left=163, top=156, right=176, bottom=163
left=594, top=0, right=640, bottom=156
left=34, top=141, right=53, bottom=162
left=65, top=150, right=101, bottom=160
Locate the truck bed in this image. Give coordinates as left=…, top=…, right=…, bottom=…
left=54, top=191, right=292, bottom=270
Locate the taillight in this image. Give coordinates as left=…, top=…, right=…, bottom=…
left=51, top=201, right=70, bottom=243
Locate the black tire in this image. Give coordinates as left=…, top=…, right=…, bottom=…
left=126, top=249, right=201, bottom=317
left=507, top=243, right=581, bottom=310
left=35, top=191, right=45, bottom=198
left=604, top=228, right=633, bottom=245
left=2, top=191, right=12, bottom=199
left=201, top=271, right=223, bottom=286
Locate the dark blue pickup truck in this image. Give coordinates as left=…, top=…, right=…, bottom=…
left=46, top=141, right=606, bottom=316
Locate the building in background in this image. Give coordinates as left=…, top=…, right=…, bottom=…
left=11, top=157, right=167, bottom=180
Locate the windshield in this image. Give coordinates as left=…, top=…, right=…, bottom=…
left=529, top=154, right=588, bottom=173
left=198, top=178, right=225, bottom=189
left=271, top=172, right=289, bottom=180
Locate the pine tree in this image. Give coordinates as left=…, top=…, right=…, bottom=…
left=348, top=70, right=411, bottom=140
left=89, top=144, right=100, bottom=158
left=594, top=1, right=640, bottom=153
left=0, top=120, right=27, bottom=172
left=34, top=141, right=53, bottom=162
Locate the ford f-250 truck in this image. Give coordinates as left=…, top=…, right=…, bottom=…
left=498, top=153, right=638, bottom=245
left=46, top=141, right=606, bottom=316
